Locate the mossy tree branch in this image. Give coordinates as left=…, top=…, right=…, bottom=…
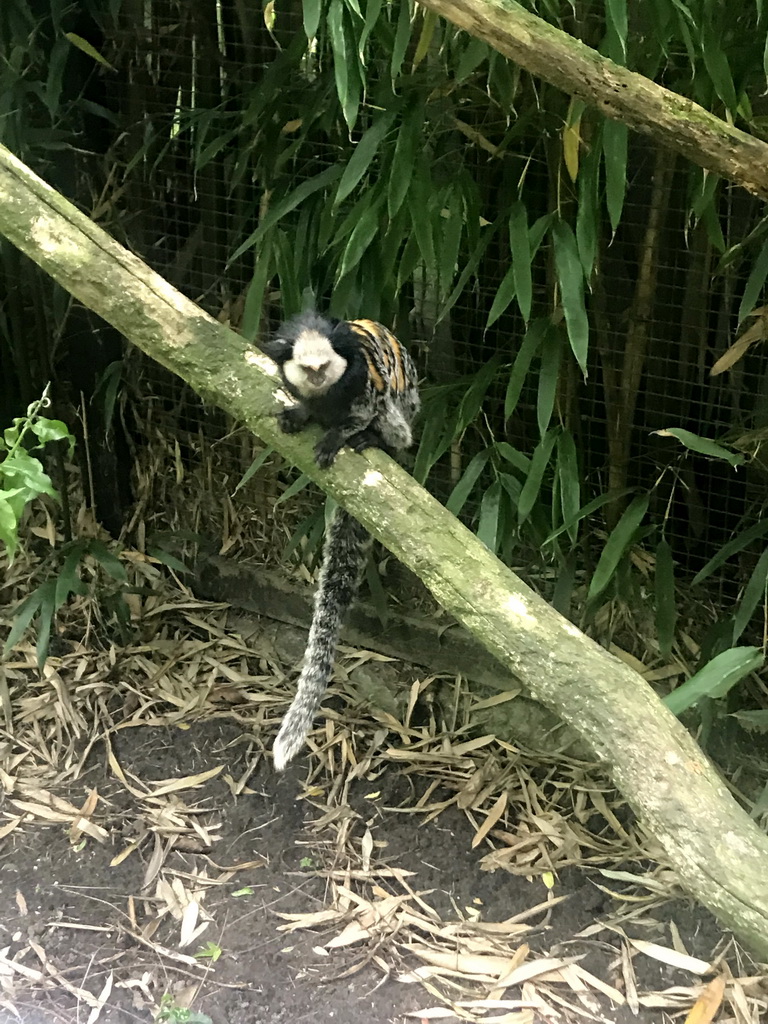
left=1, top=143, right=768, bottom=955
left=415, top=0, right=768, bottom=199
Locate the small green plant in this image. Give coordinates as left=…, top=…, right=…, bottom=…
left=0, top=387, right=135, bottom=666
left=156, top=994, right=213, bottom=1024
left=0, top=386, right=73, bottom=562
left=194, top=941, right=222, bottom=962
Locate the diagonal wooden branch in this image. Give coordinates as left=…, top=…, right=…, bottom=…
left=415, top=0, right=768, bottom=199
left=1, top=142, right=768, bottom=955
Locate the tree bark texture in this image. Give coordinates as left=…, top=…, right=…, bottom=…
left=415, top=0, right=768, bottom=200
left=1, top=144, right=768, bottom=955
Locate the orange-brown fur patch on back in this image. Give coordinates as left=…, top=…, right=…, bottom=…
left=348, top=319, right=407, bottom=394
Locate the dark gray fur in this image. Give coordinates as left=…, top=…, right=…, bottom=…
left=268, top=312, right=419, bottom=770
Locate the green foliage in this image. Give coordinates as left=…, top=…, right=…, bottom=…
left=0, top=389, right=73, bottom=562
left=8, top=0, right=768, bottom=677
left=156, top=994, right=212, bottom=1024
left=3, top=536, right=132, bottom=667
left=664, top=647, right=763, bottom=717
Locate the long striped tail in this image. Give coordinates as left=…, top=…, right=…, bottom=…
left=273, top=508, right=371, bottom=770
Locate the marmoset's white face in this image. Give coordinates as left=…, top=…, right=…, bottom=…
left=284, top=330, right=347, bottom=397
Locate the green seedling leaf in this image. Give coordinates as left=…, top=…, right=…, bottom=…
left=194, top=942, right=222, bottom=961
left=664, top=646, right=763, bottom=716
left=587, top=494, right=649, bottom=603
left=653, top=427, right=744, bottom=468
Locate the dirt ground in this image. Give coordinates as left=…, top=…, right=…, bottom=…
left=1, top=590, right=766, bottom=1024
left=0, top=712, right=753, bottom=1024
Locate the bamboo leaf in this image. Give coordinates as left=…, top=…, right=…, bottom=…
left=604, top=0, right=628, bottom=61
left=33, top=581, right=56, bottom=667
left=603, top=120, right=627, bottom=232
left=302, top=0, right=323, bottom=38
left=328, top=0, right=361, bottom=127
left=456, top=38, right=489, bottom=82
left=562, top=98, right=584, bottom=181
left=653, top=427, right=744, bottom=468
left=439, top=223, right=497, bottom=321
left=732, top=546, right=768, bottom=644
left=486, top=264, right=516, bottom=329
left=701, top=20, right=738, bottom=113
left=241, top=234, right=273, bottom=341
left=505, top=318, right=547, bottom=419
left=446, top=450, right=491, bottom=515
left=438, top=186, right=464, bottom=299
left=537, top=324, right=561, bottom=435
left=693, top=519, right=768, bottom=586
left=518, top=429, right=558, bottom=525
left=229, top=166, right=342, bottom=263
left=509, top=201, right=532, bottom=323
left=413, top=403, right=456, bottom=484
left=457, top=354, right=502, bottom=434
left=544, top=488, right=633, bottom=545
left=664, top=647, right=762, bottom=716
left=552, top=220, right=589, bottom=375
left=275, top=473, right=313, bottom=506
left=64, top=32, right=115, bottom=70
left=587, top=495, right=649, bottom=602
left=336, top=111, right=397, bottom=207
left=556, top=430, right=580, bottom=542
left=477, top=480, right=502, bottom=553
left=391, top=0, right=412, bottom=83
left=412, top=9, right=438, bottom=70
left=577, top=132, right=600, bottom=276
left=655, top=539, right=677, bottom=658
left=358, top=0, right=384, bottom=58
left=388, top=103, right=422, bottom=219
left=408, top=163, right=437, bottom=274
left=234, top=447, right=274, bottom=495
left=738, top=237, right=768, bottom=324
left=89, top=539, right=127, bottom=582
left=337, top=196, right=383, bottom=279
left=495, top=442, right=531, bottom=475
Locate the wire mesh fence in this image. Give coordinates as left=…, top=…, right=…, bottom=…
left=3, top=0, right=768, bottom=647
